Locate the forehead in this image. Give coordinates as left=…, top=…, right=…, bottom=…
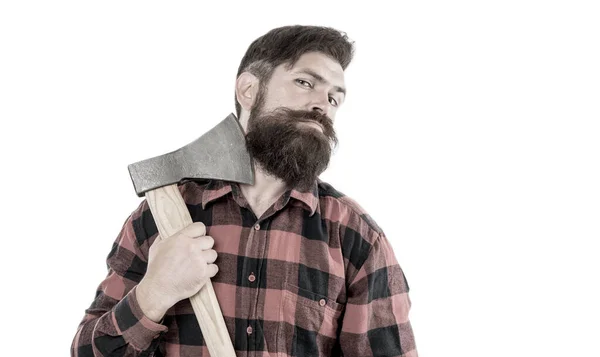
left=276, top=52, right=345, bottom=86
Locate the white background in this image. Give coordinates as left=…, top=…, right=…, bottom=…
left=1, top=1, right=599, bottom=356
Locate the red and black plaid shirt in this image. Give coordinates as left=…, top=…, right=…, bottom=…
left=72, top=178, right=417, bottom=356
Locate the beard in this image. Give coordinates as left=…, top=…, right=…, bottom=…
left=244, top=96, right=338, bottom=192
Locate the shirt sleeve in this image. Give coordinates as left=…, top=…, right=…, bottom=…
left=70, top=201, right=168, bottom=357
left=339, top=232, right=418, bottom=357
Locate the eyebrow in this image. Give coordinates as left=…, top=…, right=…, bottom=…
left=296, top=68, right=346, bottom=97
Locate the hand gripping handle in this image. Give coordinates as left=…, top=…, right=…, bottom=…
left=145, top=184, right=236, bottom=357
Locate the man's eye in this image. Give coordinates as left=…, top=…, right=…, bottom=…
left=296, top=79, right=313, bottom=88
left=329, top=97, right=338, bottom=106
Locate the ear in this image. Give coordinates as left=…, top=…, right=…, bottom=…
left=235, top=72, right=260, bottom=112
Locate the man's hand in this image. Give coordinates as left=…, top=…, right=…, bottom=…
left=137, top=222, right=218, bottom=322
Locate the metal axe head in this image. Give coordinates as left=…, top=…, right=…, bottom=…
left=128, top=113, right=255, bottom=197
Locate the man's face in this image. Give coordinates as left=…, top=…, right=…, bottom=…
left=244, top=52, right=347, bottom=191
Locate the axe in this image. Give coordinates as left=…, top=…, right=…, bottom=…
left=128, top=113, right=254, bottom=356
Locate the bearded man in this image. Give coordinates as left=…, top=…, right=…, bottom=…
left=72, top=25, right=418, bottom=357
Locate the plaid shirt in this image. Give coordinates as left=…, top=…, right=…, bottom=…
left=72, top=178, right=417, bottom=357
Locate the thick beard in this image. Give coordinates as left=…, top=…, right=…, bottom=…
left=245, top=104, right=338, bottom=192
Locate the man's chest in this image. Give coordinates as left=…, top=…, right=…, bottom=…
left=156, top=206, right=348, bottom=356
left=205, top=211, right=349, bottom=308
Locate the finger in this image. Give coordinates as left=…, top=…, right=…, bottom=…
left=195, top=235, right=215, bottom=250
left=201, top=249, right=218, bottom=264
left=206, top=264, right=219, bottom=278
left=182, top=222, right=206, bottom=238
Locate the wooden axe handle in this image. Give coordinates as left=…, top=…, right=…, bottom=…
left=146, top=184, right=236, bottom=357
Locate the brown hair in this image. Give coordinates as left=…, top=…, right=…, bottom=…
left=235, top=25, right=355, bottom=117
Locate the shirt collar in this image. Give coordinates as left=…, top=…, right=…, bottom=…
left=288, top=179, right=320, bottom=216
left=201, top=178, right=321, bottom=216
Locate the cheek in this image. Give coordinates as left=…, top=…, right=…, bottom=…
left=265, top=85, right=309, bottom=109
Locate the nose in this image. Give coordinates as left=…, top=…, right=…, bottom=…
left=309, top=93, right=330, bottom=116
left=312, top=106, right=324, bottom=114
left=311, top=105, right=334, bottom=124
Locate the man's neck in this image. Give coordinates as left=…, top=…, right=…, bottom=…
left=239, top=161, right=289, bottom=218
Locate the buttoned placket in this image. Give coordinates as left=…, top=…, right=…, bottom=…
left=233, top=189, right=291, bottom=356
left=242, top=217, right=268, bottom=356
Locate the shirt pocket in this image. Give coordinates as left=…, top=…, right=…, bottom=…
left=277, top=282, right=344, bottom=356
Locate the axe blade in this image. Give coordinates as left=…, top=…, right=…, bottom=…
left=128, top=113, right=254, bottom=197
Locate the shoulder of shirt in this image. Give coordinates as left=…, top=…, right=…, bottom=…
left=178, top=179, right=213, bottom=200
left=129, top=178, right=212, bottom=223
left=179, top=178, right=212, bottom=189
left=317, top=180, right=384, bottom=237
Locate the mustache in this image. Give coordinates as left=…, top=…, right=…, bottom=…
left=258, top=107, right=334, bottom=131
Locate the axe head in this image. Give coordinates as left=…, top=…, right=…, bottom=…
left=128, top=113, right=255, bottom=197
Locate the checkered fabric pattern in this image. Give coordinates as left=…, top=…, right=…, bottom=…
left=71, top=178, right=417, bottom=356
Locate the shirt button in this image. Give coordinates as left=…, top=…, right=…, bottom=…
left=319, top=299, right=326, bottom=307
left=248, top=273, right=256, bottom=282
left=254, top=223, right=260, bottom=230
left=246, top=326, right=253, bottom=335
